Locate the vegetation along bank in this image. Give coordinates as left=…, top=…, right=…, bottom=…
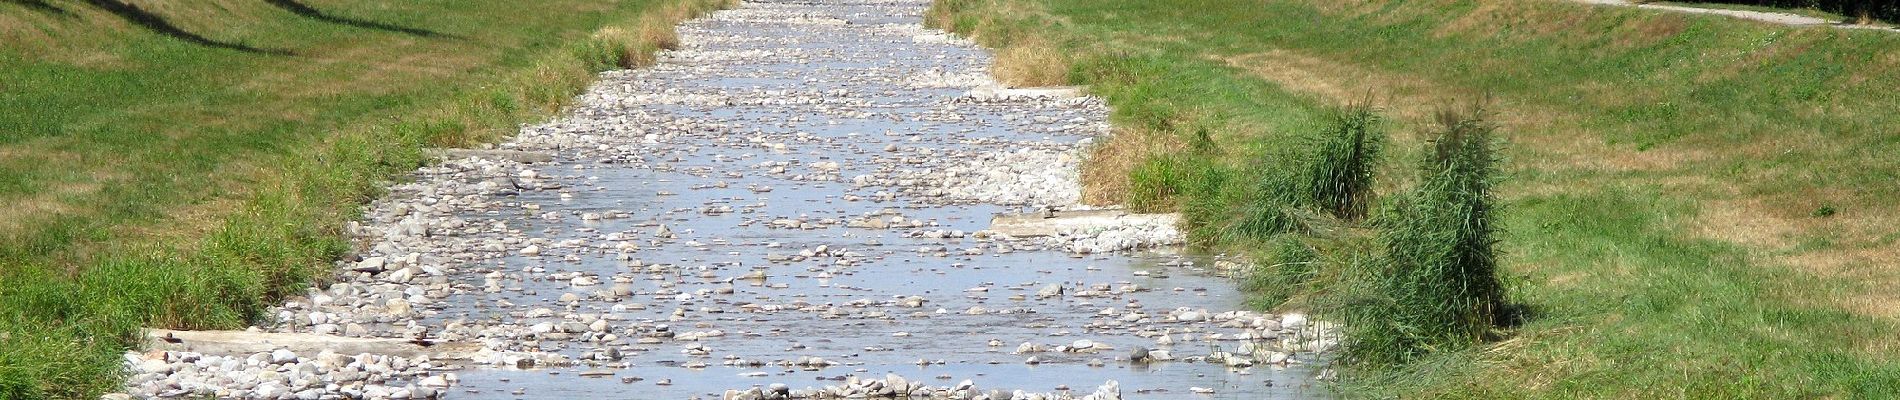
left=0, top=0, right=732, bottom=397
left=929, top=0, right=1900, bottom=397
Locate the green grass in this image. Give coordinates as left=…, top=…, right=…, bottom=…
left=0, top=0, right=729, bottom=398
left=930, top=0, right=1900, bottom=397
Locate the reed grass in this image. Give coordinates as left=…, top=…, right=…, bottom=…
left=1303, top=102, right=1385, bottom=221
left=1340, top=105, right=1506, bottom=365
left=1242, top=233, right=1321, bottom=307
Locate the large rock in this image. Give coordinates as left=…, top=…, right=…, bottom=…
left=351, top=257, right=387, bottom=273
left=1036, top=283, right=1064, bottom=298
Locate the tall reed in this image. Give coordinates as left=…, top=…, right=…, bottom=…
left=1304, top=102, right=1385, bottom=221
left=1341, top=104, right=1506, bottom=365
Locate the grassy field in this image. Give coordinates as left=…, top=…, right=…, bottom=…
left=0, top=0, right=728, bottom=397
left=929, top=0, right=1900, bottom=397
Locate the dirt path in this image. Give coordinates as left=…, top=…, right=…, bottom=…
left=116, top=1, right=1336, bottom=399
left=1575, top=0, right=1896, bottom=31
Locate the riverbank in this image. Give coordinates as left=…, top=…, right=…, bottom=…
left=0, top=0, right=729, bottom=397
left=929, top=0, right=1900, bottom=396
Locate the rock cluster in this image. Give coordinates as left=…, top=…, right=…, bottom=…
left=721, top=375, right=1121, bottom=400
left=121, top=349, right=450, bottom=399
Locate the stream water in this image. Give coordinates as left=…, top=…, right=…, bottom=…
left=121, top=1, right=1333, bottom=399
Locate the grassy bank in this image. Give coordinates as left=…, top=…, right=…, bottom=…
left=929, top=0, right=1900, bottom=397
left=0, top=0, right=730, bottom=397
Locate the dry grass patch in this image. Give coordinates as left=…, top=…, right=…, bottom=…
left=1790, top=243, right=1900, bottom=277
left=1217, top=51, right=1450, bottom=125
left=1697, top=32, right=1822, bottom=83
left=1080, top=127, right=1184, bottom=206
left=1216, top=50, right=1689, bottom=172
left=239, top=44, right=488, bottom=100
left=638, top=13, right=681, bottom=51
left=1787, top=250, right=1900, bottom=323
left=1845, top=292, right=1900, bottom=323
left=110, top=158, right=281, bottom=251
left=990, top=37, right=1070, bottom=87
left=0, top=148, right=114, bottom=235
left=594, top=0, right=728, bottom=69
left=1693, top=198, right=1804, bottom=250
left=0, top=3, right=143, bottom=67
left=1217, top=48, right=1736, bottom=175
left=1434, top=1, right=1606, bottom=40
left=0, top=7, right=61, bottom=53
left=1609, top=13, right=1694, bottom=48
left=591, top=26, right=654, bottom=68
left=0, top=181, right=102, bottom=235
left=927, top=0, right=1071, bottom=87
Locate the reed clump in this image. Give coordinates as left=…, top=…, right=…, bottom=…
left=1338, top=105, right=1507, bottom=365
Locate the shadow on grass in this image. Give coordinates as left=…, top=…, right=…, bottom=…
left=263, top=0, right=453, bottom=38
left=3, top=0, right=72, bottom=16
left=83, top=0, right=294, bottom=55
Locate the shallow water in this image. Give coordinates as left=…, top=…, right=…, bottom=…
left=413, top=0, right=1329, bottom=398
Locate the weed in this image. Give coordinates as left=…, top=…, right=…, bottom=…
left=1189, top=127, right=1216, bottom=154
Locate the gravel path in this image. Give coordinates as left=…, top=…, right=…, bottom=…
left=1575, top=0, right=1897, bottom=31
left=118, top=1, right=1335, bottom=399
